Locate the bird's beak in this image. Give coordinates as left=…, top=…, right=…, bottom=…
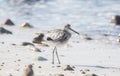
left=69, top=28, right=80, bottom=35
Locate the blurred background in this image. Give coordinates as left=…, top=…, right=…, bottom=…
left=1, top=0, right=120, bottom=43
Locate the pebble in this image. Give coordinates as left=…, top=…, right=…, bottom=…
left=85, top=73, right=98, bottom=76
left=38, top=66, right=42, bottom=68
left=23, top=64, right=34, bottom=76
left=111, top=15, right=120, bottom=25
left=0, top=27, right=12, bottom=34
left=22, top=22, right=33, bottom=28
left=55, top=74, right=64, bottom=76
left=64, top=65, right=74, bottom=71
left=3, top=19, right=14, bottom=25
left=36, top=56, right=48, bottom=61
left=22, top=42, right=34, bottom=46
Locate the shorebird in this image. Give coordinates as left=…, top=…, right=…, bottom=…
left=33, top=24, right=79, bottom=64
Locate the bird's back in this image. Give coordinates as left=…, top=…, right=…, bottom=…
left=44, top=29, right=71, bottom=46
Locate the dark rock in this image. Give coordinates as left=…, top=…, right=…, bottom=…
left=22, top=42, right=34, bottom=46
left=36, top=56, right=48, bottom=61
left=111, top=15, right=120, bottom=25
left=33, top=47, right=41, bottom=52
left=9, top=73, right=13, bottom=76
left=81, top=71, right=86, bottom=74
left=64, top=65, right=74, bottom=71
left=55, top=74, right=64, bottom=76
left=11, top=43, right=16, bottom=46
left=23, top=64, right=34, bottom=76
left=22, top=22, right=33, bottom=28
left=85, top=73, right=98, bottom=76
left=0, top=27, right=12, bottom=34
left=3, top=19, right=14, bottom=25
left=1, top=42, right=4, bottom=44
left=38, top=66, right=42, bottom=68
left=84, top=37, right=93, bottom=40
left=32, top=33, right=44, bottom=44
left=84, top=69, right=90, bottom=72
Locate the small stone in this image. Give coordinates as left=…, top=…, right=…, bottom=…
left=84, top=69, right=90, bottom=72
left=23, top=64, right=34, bottom=76
left=81, top=71, right=86, bottom=74
left=3, top=19, right=14, bottom=25
left=111, top=15, right=120, bottom=25
left=1, top=42, right=4, bottom=44
left=22, top=42, right=34, bottom=46
left=32, top=33, right=44, bottom=44
left=18, top=59, right=21, bottom=61
left=22, top=22, right=33, bottom=28
left=2, top=62, right=5, bottom=64
left=12, top=43, right=16, bottom=46
left=38, top=66, right=42, bottom=68
left=64, top=65, right=74, bottom=71
left=57, top=65, right=61, bottom=67
left=84, top=37, right=93, bottom=40
left=34, top=47, right=41, bottom=52
left=55, top=74, right=64, bottom=76
left=85, top=73, right=98, bottom=76
left=36, top=56, right=48, bottom=61
left=0, top=27, right=12, bottom=34
left=9, top=73, right=13, bottom=76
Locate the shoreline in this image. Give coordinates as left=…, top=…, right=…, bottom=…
left=0, top=25, right=120, bottom=76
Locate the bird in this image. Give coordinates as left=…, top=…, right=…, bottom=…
left=23, top=64, right=34, bottom=76
left=33, top=24, right=80, bottom=64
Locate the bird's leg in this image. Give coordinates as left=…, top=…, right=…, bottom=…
left=52, top=47, right=56, bottom=64
left=55, top=47, right=61, bottom=64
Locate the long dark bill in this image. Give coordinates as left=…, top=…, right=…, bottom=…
left=69, top=28, right=80, bottom=35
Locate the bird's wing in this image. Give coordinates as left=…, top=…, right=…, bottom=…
left=45, top=29, right=66, bottom=41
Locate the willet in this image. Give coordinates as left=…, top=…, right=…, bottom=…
left=33, top=24, right=79, bottom=64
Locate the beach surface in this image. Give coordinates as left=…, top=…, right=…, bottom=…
left=0, top=25, right=120, bottom=76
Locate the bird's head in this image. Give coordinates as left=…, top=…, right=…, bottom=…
left=64, top=24, right=79, bottom=35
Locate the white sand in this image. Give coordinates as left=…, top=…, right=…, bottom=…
left=0, top=26, right=120, bottom=76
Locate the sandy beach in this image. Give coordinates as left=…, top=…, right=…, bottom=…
left=0, top=25, right=120, bottom=76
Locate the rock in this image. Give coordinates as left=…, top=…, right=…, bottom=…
left=111, top=15, right=120, bottom=25
left=84, top=37, right=93, bottom=40
left=55, top=74, right=64, bottom=76
left=85, top=73, right=98, bottom=76
left=3, top=19, right=14, bottom=25
left=23, top=64, right=34, bottom=76
left=0, top=27, right=12, bottom=34
left=9, top=74, right=13, bottom=76
left=81, top=71, right=86, bottom=74
left=27, top=45, right=41, bottom=52
left=33, top=33, right=44, bottom=44
left=36, top=56, right=48, bottom=61
left=22, top=42, right=35, bottom=46
left=33, top=47, right=41, bottom=52
left=64, top=65, right=74, bottom=71
left=84, top=69, right=90, bottom=72
left=22, top=22, right=33, bottom=28
left=11, top=43, right=16, bottom=46
left=33, top=33, right=49, bottom=47
left=38, top=66, right=42, bottom=68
